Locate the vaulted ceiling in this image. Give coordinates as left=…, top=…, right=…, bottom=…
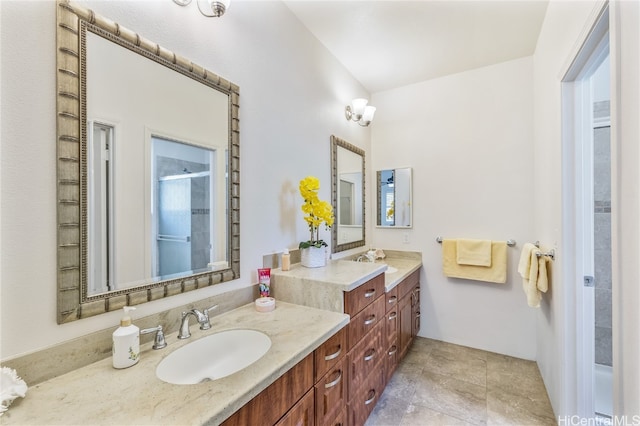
left=283, top=1, right=549, bottom=93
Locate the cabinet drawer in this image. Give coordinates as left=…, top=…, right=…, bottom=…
left=384, top=339, right=398, bottom=385
left=276, top=388, right=315, bottom=426
left=397, top=269, right=420, bottom=301
left=385, top=307, right=398, bottom=347
left=348, top=322, right=383, bottom=400
left=329, top=407, right=347, bottom=426
left=315, top=357, right=347, bottom=426
left=222, top=353, right=313, bottom=426
left=315, top=326, right=347, bottom=382
left=347, top=361, right=386, bottom=426
left=385, top=286, right=398, bottom=313
left=347, top=296, right=385, bottom=350
left=344, top=274, right=385, bottom=316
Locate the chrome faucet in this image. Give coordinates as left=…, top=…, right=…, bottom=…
left=177, top=305, right=218, bottom=339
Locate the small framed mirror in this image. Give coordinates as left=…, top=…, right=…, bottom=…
left=331, top=135, right=365, bottom=253
left=376, top=167, right=412, bottom=228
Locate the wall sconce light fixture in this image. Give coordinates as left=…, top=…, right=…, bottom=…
left=345, top=98, right=376, bottom=127
left=173, top=0, right=230, bottom=18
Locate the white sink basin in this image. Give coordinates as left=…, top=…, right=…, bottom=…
left=156, top=329, right=271, bottom=385
left=385, top=266, right=398, bottom=274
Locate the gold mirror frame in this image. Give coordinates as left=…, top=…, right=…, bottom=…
left=56, top=0, right=240, bottom=323
left=330, top=135, right=365, bottom=253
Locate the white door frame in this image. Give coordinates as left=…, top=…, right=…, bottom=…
left=561, top=3, right=610, bottom=419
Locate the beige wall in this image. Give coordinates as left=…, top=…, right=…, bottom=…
left=0, top=0, right=370, bottom=359
left=370, top=57, right=537, bottom=360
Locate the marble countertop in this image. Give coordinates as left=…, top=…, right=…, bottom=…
left=3, top=302, right=349, bottom=425
left=271, top=250, right=422, bottom=313
left=376, top=253, right=423, bottom=291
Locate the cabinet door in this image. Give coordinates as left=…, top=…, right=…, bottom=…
left=276, top=389, right=315, bottom=426
left=385, top=339, right=398, bottom=385
left=398, top=293, right=413, bottom=360
left=412, top=285, right=421, bottom=338
left=315, top=357, right=348, bottom=426
left=385, top=307, right=398, bottom=347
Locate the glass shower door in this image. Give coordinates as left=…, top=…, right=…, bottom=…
left=157, top=178, right=192, bottom=277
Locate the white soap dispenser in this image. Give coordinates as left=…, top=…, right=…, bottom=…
left=112, top=306, right=140, bottom=369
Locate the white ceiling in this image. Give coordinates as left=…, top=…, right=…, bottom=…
left=283, top=0, right=549, bottom=93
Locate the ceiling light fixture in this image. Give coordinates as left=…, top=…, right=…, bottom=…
left=173, top=0, right=230, bottom=18
left=345, top=98, right=376, bottom=127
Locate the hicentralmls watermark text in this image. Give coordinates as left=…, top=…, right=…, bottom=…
left=558, top=415, right=640, bottom=426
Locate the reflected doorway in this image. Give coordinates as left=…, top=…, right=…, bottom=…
left=152, top=136, right=216, bottom=279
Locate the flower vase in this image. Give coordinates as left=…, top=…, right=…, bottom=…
left=300, top=246, right=327, bottom=268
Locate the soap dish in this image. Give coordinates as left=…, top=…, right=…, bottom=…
left=255, top=297, right=276, bottom=313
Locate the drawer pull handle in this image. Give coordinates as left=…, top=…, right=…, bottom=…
left=364, top=389, right=376, bottom=405
left=388, top=296, right=397, bottom=304
left=416, top=312, right=421, bottom=318
left=363, top=348, right=376, bottom=362
left=364, top=289, right=376, bottom=298
left=364, top=315, right=376, bottom=325
left=388, top=312, right=397, bottom=321
left=388, top=346, right=398, bottom=356
left=324, top=370, right=343, bottom=389
left=324, top=345, right=342, bottom=361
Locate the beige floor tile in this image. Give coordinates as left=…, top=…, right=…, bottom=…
left=364, top=338, right=556, bottom=426
left=486, top=387, right=556, bottom=425
left=424, top=347, right=487, bottom=387
left=401, top=404, right=476, bottom=426
left=411, top=369, right=488, bottom=425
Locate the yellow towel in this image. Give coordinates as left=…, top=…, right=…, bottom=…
left=518, top=243, right=537, bottom=277
left=442, top=239, right=507, bottom=283
left=518, top=244, right=549, bottom=307
left=456, top=238, right=492, bottom=266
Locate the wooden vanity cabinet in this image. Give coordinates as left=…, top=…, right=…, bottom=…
left=396, top=270, right=421, bottom=363
left=343, top=273, right=386, bottom=426
left=384, top=286, right=399, bottom=384
left=314, top=327, right=348, bottom=426
left=276, top=389, right=315, bottom=426
left=222, top=353, right=314, bottom=426
left=223, top=327, right=348, bottom=426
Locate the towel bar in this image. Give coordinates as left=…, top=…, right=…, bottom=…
left=534, top=241, right=556, bottom=261
left=435, top=236, right=516, bottom=247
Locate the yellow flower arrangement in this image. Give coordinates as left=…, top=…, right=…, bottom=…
left=299, top=176, right=335, bottom=249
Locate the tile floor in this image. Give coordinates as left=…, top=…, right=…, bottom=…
left=366, top=337, right=557, bottom=426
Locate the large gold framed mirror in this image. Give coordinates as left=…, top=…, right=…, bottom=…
left=56, top=0, right=240, bottom=323
left=330, top=135, right=365, bottom=253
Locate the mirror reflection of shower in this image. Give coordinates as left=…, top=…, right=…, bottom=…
left=152, top=136, right=218, bottom=279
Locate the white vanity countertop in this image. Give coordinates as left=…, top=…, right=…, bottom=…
left=379, top=255, right=423, bottom=291
left=271, top=251, right=422, bottom=313
left=3, top=302, right=349, bottom=426
left=273, top=259, right=387, bottom=291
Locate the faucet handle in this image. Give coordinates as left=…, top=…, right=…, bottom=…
left=200, top=305, right=218, bottom=330
left=140, top=325, right=167, bottom=350
left=205, top=305, right=218, bottom=315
